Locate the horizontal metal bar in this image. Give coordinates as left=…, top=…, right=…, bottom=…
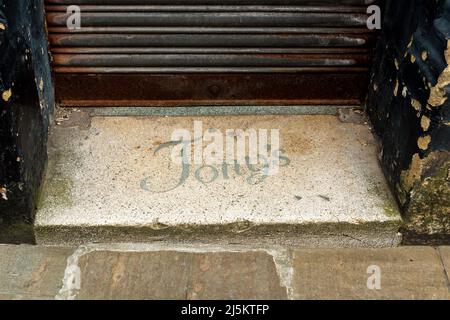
left=45, top=5, right=368, bottom=13
left=52, top=53, right=371, bottom=68
left=53, top=66, right=368, bottom=73
left=47, top=26, right=374, bottom=34
left=59, top=99, right=363, bottom=107
left=54, top=73, right=368, bottom=106
left=46, top=0, right=378, bottom=5
left=49, top=34, right=373, bottom=47
left=46, top=12, right=368, bottom=27
left=49, top=47, right=371, bottom=54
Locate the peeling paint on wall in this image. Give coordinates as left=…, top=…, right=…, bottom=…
left=366, top=0, right=450, bottom=241
left=393, top=80, right=399, bottom=97
left=0, top=0, right=55, bottom=243
left=421, top=116, right=431, bottom=131
left=2, top=89, right=11, bottom=102
left=428, top=41, right=450, bottom=107
left=411, top=98, right=422, bottom=112
left=0, top=186, right=8, bottom=200
left=403, top=152, right=450, bottom=235
left=417, top=135, right=432, bottom=150
left=400, top=153, right=423, bottom=195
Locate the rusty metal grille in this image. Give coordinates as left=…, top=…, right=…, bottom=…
left=45, top=0, right=378, bottom=107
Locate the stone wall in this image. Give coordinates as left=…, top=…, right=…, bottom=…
left=366, top=0, right=450, bottom=242
left=0, top=0, right=54, bottom=243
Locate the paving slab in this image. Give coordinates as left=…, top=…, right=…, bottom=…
left=292, top=247, right=450, bottom=300
left=0, top=244, right=73, bottom=299
left=74, top=250, right=286, bottom=300
left=76, top=251, right=192, bottom=300
left=35, top=115, right=401, bottom=246
left=187, top=251, right=287, bottom=300
left=438, top=247, right=450, bottom=280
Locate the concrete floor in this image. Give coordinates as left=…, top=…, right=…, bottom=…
left=35, top=113, right=401, bottom=246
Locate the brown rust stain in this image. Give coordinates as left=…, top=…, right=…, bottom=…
left=111, top=254, right=127, bottom=287
left=55, top=71, right=369, bottom=107
left=24, top=259, right=49, bottom=292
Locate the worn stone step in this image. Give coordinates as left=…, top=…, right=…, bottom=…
left=35, top=113, right=402, bottom=246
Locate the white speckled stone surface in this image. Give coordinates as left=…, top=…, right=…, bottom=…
left=35, top=115, right=402, bottom=246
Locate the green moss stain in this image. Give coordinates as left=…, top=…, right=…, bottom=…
left=366, top=177, right=401, bottom=219
left=0, top=223, right=35, bottom=244
left=406, top=161, right=450, bottom=234
left=383, top=201, right=400, bottom=218
left=37, top=178, right=75, bottom=210
left=36, top=149, right=76, bottom=211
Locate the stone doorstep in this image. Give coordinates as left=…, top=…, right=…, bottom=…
left=0, top=244, right=450, bottom=300
left=35, top=115, right=402, bottom=246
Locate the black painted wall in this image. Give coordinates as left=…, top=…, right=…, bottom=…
left=0, top=0, right=54, bottom=243
left=367, top=0, right=450, bottom=242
